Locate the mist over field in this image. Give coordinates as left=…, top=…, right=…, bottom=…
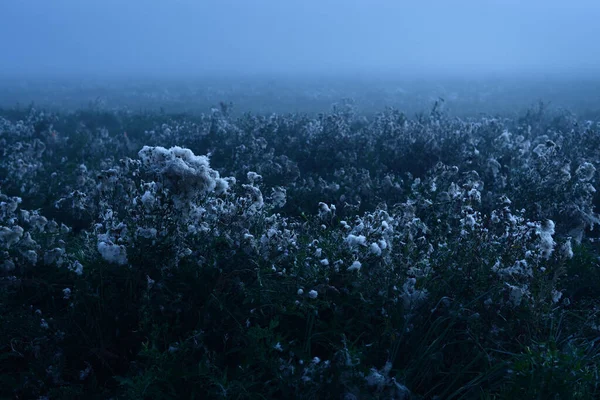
left=3, top=0, right=600, bottom=76
left=2, top=2, right=600, bottom=399
left=1, top=0, right=600, bottom=115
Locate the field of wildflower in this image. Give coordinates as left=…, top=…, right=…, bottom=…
left=1, top=99, right=599, bottom=399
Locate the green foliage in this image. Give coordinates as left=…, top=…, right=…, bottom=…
left=2, top=103, right=600, bottom=399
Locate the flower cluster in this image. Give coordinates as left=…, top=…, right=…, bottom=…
left=1, top=101, right=599, bottom=399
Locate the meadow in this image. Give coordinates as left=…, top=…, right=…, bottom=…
left=1, top=80, right=599, bottom=399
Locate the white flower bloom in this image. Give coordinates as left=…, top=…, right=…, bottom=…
left=536, top=219, right=556, bottom=259
left=70, top=261, right=84, bottom=275
left=242, top=184, right=264, bottom=213
left=0, top=225, right=23, bottom=249
left=318, top=202, right=330, bottom=214
left=141, top=190, right=155, bottom=208
left=97, top=241, right=128, bottom=265
left=345, top=234, right=367, bottom=248
left=365, top=368, right=386, bottom=389
left=370, top=242, right=382, bottom=256
left=401, top=278, right=428, bottom=309
left=247, top=171, right=262, bottom=184
left=506, top=283, right=527, bottom=307
left=468, top=188, right=481, bottom=203
left=270, top=186, right=287, bottom=208
left=347, top=261, right=362, bottom=271
left=44, top=248, right=65, bottom=266
left=308, top=290, right=318, bottom=299
left=136, top=227, right=157, bottom=239
left=448, top=182, right=461, bottom=198
left=551, top=289, right=563, bottom=303
left=560, top=238, right=574, bottom=259
left=462, top=214, right=477, bottom=229
left=576, top=162, right=596, bottom=182
left=23, top=249, right=38, bottom=264
left=138, top=145, right=228, bottom=200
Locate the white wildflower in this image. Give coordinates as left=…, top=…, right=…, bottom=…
left=468, top=188, right=481, bottom=203
left=270, top=186, right=287, bottom=208
left=551, top=289, right=563, bottom=303
left=0, top=225, right=24, bottom=249
left=97, top=241, right=128, bottom=265
left=141, top=190, right=155, bottom=208
left=242, top=184, right=264, bottom=212
left=138, top=145, right=228, bottom=200
left=536, top=219, right=556, bottom=259
left=365, top=366, right=387, bottom=390
left=136, top=227, right=157, bottom=239
left=44, top=248, right=65, bottom=266
left=345, top=234, right=367, bottom=248
left=70, top=260, right=84, bottom=275
left=370, top=242, right=382, bottom=256
left=560, top=238, right=574, bottom=259
left=576, top=162, right=596, bottom=182
left=23, top=249, right=38, bottom=264
left=506, top=283, right=527, bottom=307
left=247, top=171, right=262, bottom=184
left=347, top=260, right=362, bottom=271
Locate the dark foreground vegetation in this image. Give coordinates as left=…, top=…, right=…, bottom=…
left=1, top=101, right=599, bottom=399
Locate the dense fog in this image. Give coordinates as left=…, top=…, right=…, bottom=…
left=2, top=0, right=600, bottom=78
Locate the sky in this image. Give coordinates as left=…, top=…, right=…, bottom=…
left=1, top=0, right=599, bottom=78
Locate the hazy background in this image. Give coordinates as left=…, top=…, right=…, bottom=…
left=1, top=0, right=599, bottom=114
